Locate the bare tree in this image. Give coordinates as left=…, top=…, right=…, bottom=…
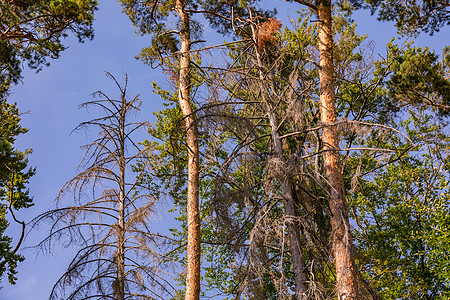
left=33, top=73, right=175, bottom=300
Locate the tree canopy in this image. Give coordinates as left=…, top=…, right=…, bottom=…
left=350, top=0, right=450, bottom=35
left=0, top=0, right=97, bottom=285
left=0, top=90, right=34, bottom=284
left=2, top=1, right=450, bottom=299
left=0, top=0, right=97, bottom=82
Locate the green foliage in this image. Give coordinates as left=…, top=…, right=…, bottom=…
left=0, top=0, right=97, bottom=81
left=350, top=0, right=450, bottom=35
left=127, top=0, right=450, bottom=298
left=363, top=41, right=450, bottom=121
left=386, top=43, right=450, bottom=116
left=121, top=0, right=275, bottom=69
left=0, top=0, right=96, bottom=286
left=0, top=93, right=35, bottom=285
left=146, top=9, right=380, bottom=298
left=142, top=68, right=205, bottom=298
left=350, top=110, right=450, bottom=299
left=0, top=41, right=20, bottom=84
left=120, top=0, right=202, bottom=68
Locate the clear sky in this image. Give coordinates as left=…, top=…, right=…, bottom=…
left=1, top=1, right=449, bottom=299
left=2, top=2, right=163, bottom=299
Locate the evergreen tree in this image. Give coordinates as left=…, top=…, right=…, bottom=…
left=0, top=86, right=35, bottom=284
left=349, top=0, right=450, bottom=35
left=0, top=0, right=97, bottom=286
left=0, top=0, right=97, bottom=82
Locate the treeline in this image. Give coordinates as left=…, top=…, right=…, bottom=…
left=1, top=1, right=450, bottom=299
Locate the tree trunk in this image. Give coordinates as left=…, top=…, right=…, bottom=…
left=116, top=93, right=126, bottom=300
left=250, top=21, right=308, bottom=299
left=175, top=1, right=201, bottom=299
left=268, top=110, right=308, bottom=300
left=317, top=1, right=359, bottom=299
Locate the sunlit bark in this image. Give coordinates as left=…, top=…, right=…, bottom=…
left=175, top=1, right=201, bottom=299
left=317, top=1, right=359, bottom=299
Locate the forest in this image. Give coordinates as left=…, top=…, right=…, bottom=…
left=1, top=0, right=450, bottom=299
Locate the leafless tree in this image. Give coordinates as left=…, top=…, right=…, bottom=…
left=33, top=73, right=175, bottom=300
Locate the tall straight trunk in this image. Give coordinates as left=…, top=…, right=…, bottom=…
left=317, top=1, right=358, bottom=299
left=175, top=1, right=201, bottom=299
left=116, top=93, right=126, bottom=300
left=250, top=22, right=308, bottom=299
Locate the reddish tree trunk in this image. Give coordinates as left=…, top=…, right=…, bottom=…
left=175, top=1, right=201, bottom=299
left=317, top=2, right=359, bottom=299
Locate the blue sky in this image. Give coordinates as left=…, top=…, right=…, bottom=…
left=2, top=2, right=163, bottom=299
left=1, top=1, right=449, bottom=299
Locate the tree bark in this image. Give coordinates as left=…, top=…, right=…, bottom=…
left=116, top=91, right=126, bottom=300
left=175, top=1, right=201, bottom=299
left=317, top=1, right=359, bottom=299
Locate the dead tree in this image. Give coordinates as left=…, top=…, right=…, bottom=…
left=33, top=73, right=175, bottom=300
left=192, top=13, right=327, bottom=298
left=249, top=17, right=309, bottom=300
left=196, top=7, right=395, bottom=298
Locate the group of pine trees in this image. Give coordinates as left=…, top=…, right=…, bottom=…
left=1, top=0, right=450, bottom=299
